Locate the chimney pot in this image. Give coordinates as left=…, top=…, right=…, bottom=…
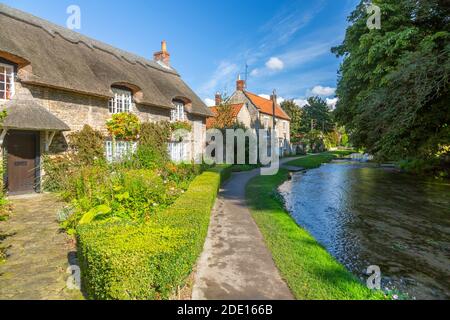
left=154, top=40, right=171, bottom=66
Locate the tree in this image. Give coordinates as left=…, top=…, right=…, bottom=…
left=210, top=102, right=239, bottom=130
left=332, top=0, right=450, bottom=162
left=280, top=100, right=303, bottom=142
left=300, top=97, right=334, bottom=133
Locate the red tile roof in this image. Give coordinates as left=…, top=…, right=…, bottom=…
left=206, top=103, right=245, bottom=129
left=244, top=92, right=291, bottom=121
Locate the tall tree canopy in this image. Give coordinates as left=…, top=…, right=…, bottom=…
left=333, top=0, right=450, bottom=162
left=280, top=100, right=303, bottom=142
left=301, top=97, right=334, bottom=133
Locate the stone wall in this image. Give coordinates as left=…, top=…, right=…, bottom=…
left=1, top=82, right=207, bottom=191
left=15, top=82, right=206, bottom=158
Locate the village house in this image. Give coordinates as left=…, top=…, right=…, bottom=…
left=0, top=4, right=212, bottom=194
left=207, top=77, right=291, bottom=156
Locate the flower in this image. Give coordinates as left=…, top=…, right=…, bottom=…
left=393, top=294, right=399, bottom=300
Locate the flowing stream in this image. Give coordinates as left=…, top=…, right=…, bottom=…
left=278, top=161, right=450, bottom=300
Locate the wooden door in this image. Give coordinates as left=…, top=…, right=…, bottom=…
left=6, top=131, right=38, bottom=193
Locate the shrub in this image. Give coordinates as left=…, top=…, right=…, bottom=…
left=127, top=122, right=171, bottom=169
left=77, top=166, right=231, bottom=300
left=68, top=125, right=105, bottom=165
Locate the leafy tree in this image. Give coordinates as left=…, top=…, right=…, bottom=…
left=332, top=0, right=450, bottom=163
left=300, top=97, right=334, bottom=133
left=280, top=100, right=303, bottom=142
left=210, top=101, right=240, bottom=130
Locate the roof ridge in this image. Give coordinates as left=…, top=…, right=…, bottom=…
left=245, top=91, right=271, bottom=101
left=0, top=3, right=179, bottom=76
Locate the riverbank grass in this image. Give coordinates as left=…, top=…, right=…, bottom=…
left=287, top=150, right=354, bottom=169
left=247, top=153, right=386, bottom=300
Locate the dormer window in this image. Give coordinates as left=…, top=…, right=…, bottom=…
left=0, top=63, right=15, bottom=101
left=171, top=101, right=185, bottom=122
left=109, top=87, right=133, bottom=114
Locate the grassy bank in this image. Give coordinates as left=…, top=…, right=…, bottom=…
left=246, top=153, right=386, bottom=300
left=286, top=150, right=354, bottom=169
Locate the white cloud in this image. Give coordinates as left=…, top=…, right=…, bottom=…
left=204, top=98, right=215, bottom=107
left=200, top=61, right=239, bottom=96
left=250, top=69, right=260, bottom=77
left=258, top=1, right=325, bottom=51
left=294, top=99, right=309, bottom=107
left=311, top=85, right=336, bottom=96
left=265, top=57, right=284, bottom=71
left=326, top=98, right=338, bottom=109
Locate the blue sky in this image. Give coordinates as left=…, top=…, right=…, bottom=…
left=1, top=0, right=359, bottom=107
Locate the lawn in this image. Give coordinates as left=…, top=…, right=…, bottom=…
left=246, top=152, right=386, bottom=300
left=286, top=150, right=355, bottom=169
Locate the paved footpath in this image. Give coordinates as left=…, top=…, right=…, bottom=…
left=193, top=158, right=301, bottom=300
left=0, top=194, right=82, bottom=300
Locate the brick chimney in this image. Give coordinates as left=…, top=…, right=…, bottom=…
left=153, top=40, right=170, bottom=66
left=215, top=92, right=222, bottom=106
left=236, top=74, right=246, bottom=91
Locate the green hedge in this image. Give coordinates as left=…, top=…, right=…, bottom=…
left=77, top=166, right=232, bottom=300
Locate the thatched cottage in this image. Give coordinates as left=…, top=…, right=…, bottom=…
left=0, top=4, right=212, bottom=194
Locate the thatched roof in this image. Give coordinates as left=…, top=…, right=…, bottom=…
left=0, top=4, right=212, bottom=117
left=1, top=100, right=71, bottom=131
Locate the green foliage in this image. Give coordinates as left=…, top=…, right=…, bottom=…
left=170, top=121, right=192, bottom=132
left=0, top=110, right=7, bottom=123
left=58, top=165, right=200, bottom=234
left=129, top=121, right=171, bottom=169
left=68, top=125, right=105, bottom=165
left=77, top=168, right=229, bottom=300
left=210, top=99, right=239, bottom=129
left=301, top=97, right=334, bottom=134
left=48, top=119, right=202, bottom=233
left=246, top=168, right=386, bottom=300
left=280, top=100, right=303, bottom=142
left=106, top=113, right=140, bottom=141
left=304, top=130, right=327, bottom=153
left=333, top=0, right=450, bottom=167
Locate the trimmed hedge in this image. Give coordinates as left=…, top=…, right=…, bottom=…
left=77, top=166, right=232, bottom=300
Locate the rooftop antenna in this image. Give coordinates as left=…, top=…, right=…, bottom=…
left=244, top=63, right=249, bottom=88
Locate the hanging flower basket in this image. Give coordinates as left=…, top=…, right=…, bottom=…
left=106, top=113, right=141, bottom=141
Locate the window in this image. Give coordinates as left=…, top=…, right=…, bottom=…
left=0, top=63, right=15, bottom=101
left=263, top=116, right=270, bottom=129
left=109, top=88, right=133, bottom=114
left=105, top=140, right=136, bottom=162
left=283, top=121, right=287, bottom=131
left=168, top=141, right=188, bottom=163
left=171, top=101, right=185, bottom=122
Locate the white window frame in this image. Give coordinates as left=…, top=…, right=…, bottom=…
left=105, top=140, right=137, bottom=162
left=171, top=101, right=185, bottom=122
left=168, top=141, right=188, bottom=163
left=109, top=88, right=133, bottom=114
left=0, top=63, right=15, bottom=101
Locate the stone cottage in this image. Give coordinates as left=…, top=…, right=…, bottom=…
left=0, top=4, right=212, bottom=194
left=207, top=77, right=291, bottom=156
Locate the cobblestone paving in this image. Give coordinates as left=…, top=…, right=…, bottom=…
left=0, top=193, right=83, bottom=300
